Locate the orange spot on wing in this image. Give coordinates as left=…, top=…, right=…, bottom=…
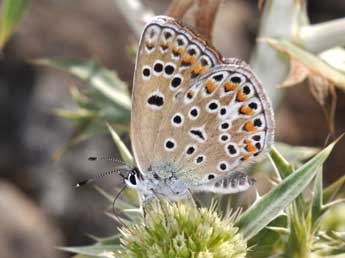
left=244, top=139, right=256, bottom=153
left=236, top=90, right=247, bottom=102
left=192, top=64, right=207, bottom=75
left=146, top=43, right=154, bottom=49
left=172, top=47, right=184, bottom=55
left=242, top=154, right=251, bottom=161
left=224, top=81, right=237, bottom=91
left=187, top=90, right=194, bottom=99
left=205, top=80, right=217, bottom=93
left=159, top=41, right=169, bottom=48
left=244, top=121, right=256, bottom=132
left=240, top=106, right=254, bottom=115
left=181, top=55, right=196, bottom=65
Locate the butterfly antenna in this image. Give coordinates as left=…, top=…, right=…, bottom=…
left=88, top=156, right=127, bottom=166
left=75, top=169, right=126, bottom=188
left=112, top=184, right=128, bottom=226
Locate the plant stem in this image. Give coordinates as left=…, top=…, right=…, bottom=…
left=113, top=0, right=155, bottom=39
left=300, top=18, right=345, bottom=53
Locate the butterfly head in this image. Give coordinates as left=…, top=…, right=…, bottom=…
left=124, top=167, right=189, bottom=201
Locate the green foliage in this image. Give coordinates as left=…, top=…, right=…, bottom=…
left=118, top=201, right=247, bottom=258
left=236, top=140, right=336, bottom=241
left=35, top=58, right=131, bottom=158
left=0, top=0, right=29, bottom=48
left=63, top=127, right=343, bottom=258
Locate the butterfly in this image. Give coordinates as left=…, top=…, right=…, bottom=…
left=123, top=15, right=274, bottom=202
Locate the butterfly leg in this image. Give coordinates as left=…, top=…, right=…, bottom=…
left=152, top=192, right=169, bottom=227
left=141, top=194, right=155, bottom=225
left=141, top=192, right=169, bottom=226
left=186, top=189, right=198, bottom=210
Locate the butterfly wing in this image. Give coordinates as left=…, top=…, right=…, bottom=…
left=131, top=16, right=222, bottom=173
left=152, top=62, right=274, bottom=186
left=131, top=16, right=274, bottom=186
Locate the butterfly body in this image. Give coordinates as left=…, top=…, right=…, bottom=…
left=127, top=16, right=274, bottom=201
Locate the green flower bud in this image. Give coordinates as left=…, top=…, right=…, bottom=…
left=116, top=201, right=247, bottom=258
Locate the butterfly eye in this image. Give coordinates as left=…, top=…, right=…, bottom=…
left=129, top=173, right=137, bottom=186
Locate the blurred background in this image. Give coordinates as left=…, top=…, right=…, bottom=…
left=0, top=0, right=344, bottom=258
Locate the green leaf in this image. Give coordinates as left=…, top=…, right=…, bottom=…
left=323, top=175, right=345, bottom=204
left=252, top=142, right=319, bottom=179
left=247, top=215, right=287, bottom=258
left=274, top=142, right=319, bottom=162
left=236, top=139, right=337, bottom=240
left=269, top=146, right=293, bottom=179
left=72, top=255, right=95, bottom=258
left=34, top=58, right=132, bottom=109
left=311, top=168, right=323, bottom=226
left=0, top=0, right=29, bottom=48
left=106, top=123, right=134, bottom=166
left=88, top=234, right=122, bottom=246
left=59, top=245, right=120, bottom=256
left=264, top=38, right=345, bottom=90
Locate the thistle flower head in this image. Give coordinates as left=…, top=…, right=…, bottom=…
left=116, top=201, right=247, bottom=258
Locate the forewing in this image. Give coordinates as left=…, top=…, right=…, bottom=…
left=131, top=16, right=222, bottom=173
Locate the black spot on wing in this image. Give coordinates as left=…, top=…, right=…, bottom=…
left=147, top=95, right=164, bottom=106
left=190, top=129, right=205, bottom=140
